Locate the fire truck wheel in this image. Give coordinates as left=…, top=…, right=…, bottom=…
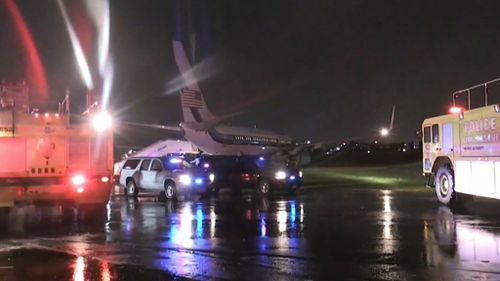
left=435, top=166, right=455, bottom=204
left=0, top=207, right=11, bottom=216
left=127, top=180, right=138, bottom=198
left=257, top=179, right=271, bottom=196
left=77, top=203, right=107, bottom=221
left=164, top=182, right=176, bottom=200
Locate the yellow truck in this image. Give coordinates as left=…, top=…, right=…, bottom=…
left=0, top=82, right=113, bottom=209
left=423, top=77, right=500, bottom=204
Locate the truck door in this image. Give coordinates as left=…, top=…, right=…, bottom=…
left=442, top=123, right=453, bottom=155
left=149, top=159, right=164, bottom=190
left=138, top=159, right=152, bottom=189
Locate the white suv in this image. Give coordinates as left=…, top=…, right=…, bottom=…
left=118, top=156, right=215, bottom=199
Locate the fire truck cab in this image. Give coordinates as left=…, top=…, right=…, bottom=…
left=0, top=82, right=113, bottom=209
left=423, top=78, right=500, bottom=204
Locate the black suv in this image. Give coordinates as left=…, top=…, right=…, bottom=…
left=201, top=155, right=302, bottom=195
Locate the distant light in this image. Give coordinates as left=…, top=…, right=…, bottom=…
left=203, top=163, right=210, bottom=168
left=335, top=147, right=340, bottom=151
left=449, top=106, right=464, bottom=114
left=380, top=128, right=389, bottom=137
left=306, top=140, right=311, bottom=144
left=374, top=140, right=378, bottom=144
left=402, top=148, right=407, bottom=152
left=195, top=178, right=203, bottom=185
left=367, top=150, right=371, bottom=154
left=44, top=113, right=49, bottom=118
left=55, top=113, right=59, bottom=117
left=34, top=113, right=39, bottom=117
left=209, top=173, right=215, bottom=182
left=259, top=156, right=265, bottom=161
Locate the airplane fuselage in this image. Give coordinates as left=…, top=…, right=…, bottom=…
left=181, top=123, right=295, bottom=155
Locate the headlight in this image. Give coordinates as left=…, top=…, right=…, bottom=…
left=179, top=174, right=192, bottom=185
left=209, top=173, right=215, bottom=182
left=299, top=171, right=303, bottom=178
left=274, top=171, right=287, bottom=180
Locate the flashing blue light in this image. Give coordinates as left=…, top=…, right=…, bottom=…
left=195, top=178, right=203, bottom=185
left=169, top=158, right=182, bottom=164
left=258, top=156, right=265, bottom=161
left=290, top=202, right=296, bottom=222
left=289, top=175, right=296, bottom=181
left=203, top=163, right=210, bottom=168
left=196, top=207, right=203, bottom=237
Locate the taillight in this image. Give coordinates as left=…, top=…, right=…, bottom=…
left=71, top=174, right=86, bottom=186
left=101, top=176, right=110, bottom=183
left=242, top=173, right=251, bottom=181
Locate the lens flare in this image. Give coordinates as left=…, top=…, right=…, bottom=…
left=57, top=0, right=94, bottom=90
left=4, top=0, right=48, bottom=101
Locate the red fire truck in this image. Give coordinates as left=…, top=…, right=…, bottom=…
left=0, top=82, right=113, bottom=210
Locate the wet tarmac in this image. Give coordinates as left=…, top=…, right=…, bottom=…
left=1, top=187, right=500, bottom=280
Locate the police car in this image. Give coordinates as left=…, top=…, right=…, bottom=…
left=118, top=156, right=215, bottom=199
left=202, top=155, right=302, bottom=195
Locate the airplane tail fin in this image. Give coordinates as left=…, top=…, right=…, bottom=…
left=173, top=40, right=214, bottom=123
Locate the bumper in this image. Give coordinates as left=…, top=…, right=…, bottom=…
left=0, top=181, right=112, bottom=207
left=177, top=182, right=214, bottom=195
left=271, top=178, right=303, bottom=189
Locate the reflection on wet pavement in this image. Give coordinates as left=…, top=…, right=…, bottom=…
left=1, top=189, right=500, bottom=280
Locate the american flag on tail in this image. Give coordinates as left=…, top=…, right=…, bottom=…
left=181, top=88, right=203, bottom=109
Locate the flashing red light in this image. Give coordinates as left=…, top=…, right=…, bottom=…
left=449, top=106, right=464, bottom=114
left=101, top=176, right=110, bottom=183
left=44, top=113, right=49, bottom=118
left=76, top=187, right=84, bottom=193
left=34, top=113, right=39, bottom=117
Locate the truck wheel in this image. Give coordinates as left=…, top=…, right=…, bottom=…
left=257, top=179, right=271, bottom=196
left=127, top=180, right=138, bottom=198
left=164, top=182, right=176, bottom=200
left=77, top=203, right=107, bottom=221
left=209, top=185, right=220, bottom=197
left=0, top=207, right=11, bottom=216
left=435, top=166, right=455, bottom=204
left=287, top=184, right=300, bottom=195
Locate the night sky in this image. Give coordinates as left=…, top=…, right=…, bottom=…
left=2, top=1, right=500, bottom=147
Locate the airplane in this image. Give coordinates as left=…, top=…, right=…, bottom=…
left=127, top=40, right=314, bottom=161
left=172, top=40, right=299, bottom=156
